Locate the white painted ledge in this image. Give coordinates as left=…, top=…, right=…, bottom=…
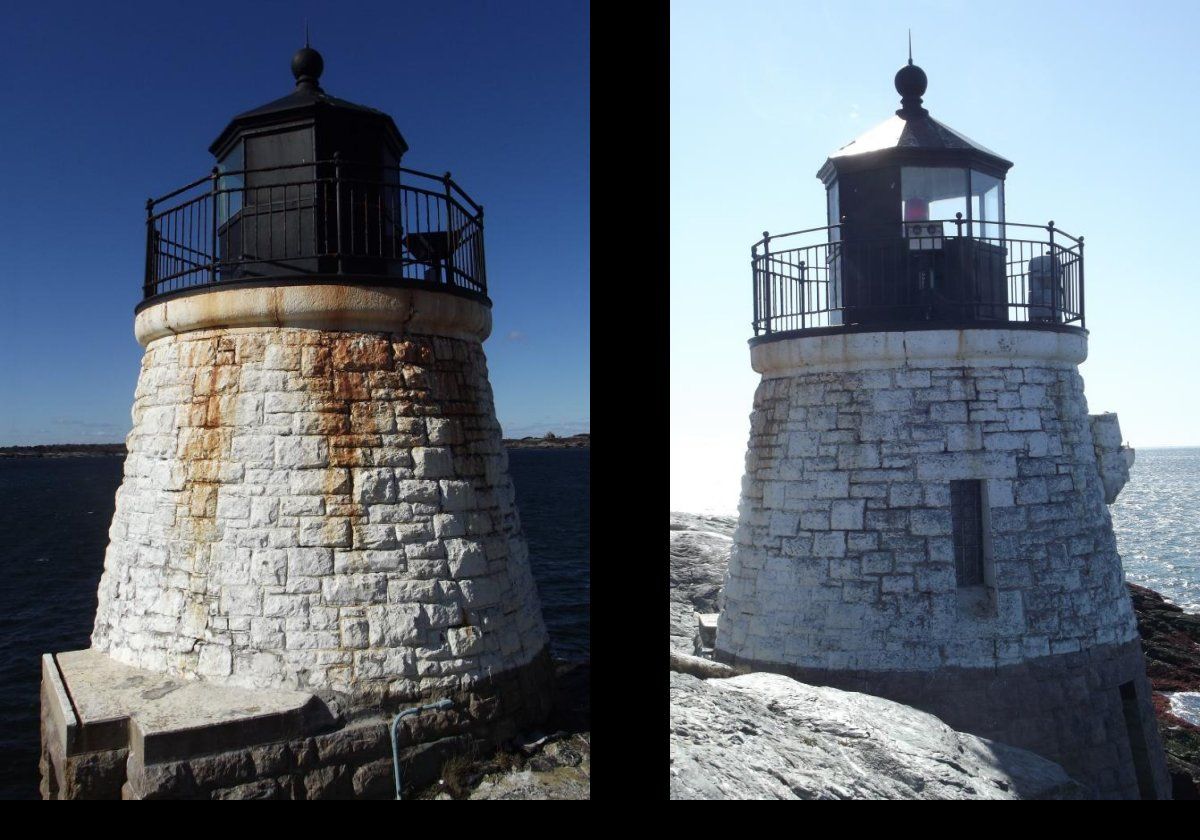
left=751, top=329, right=1088, bottom=376
left=134, top=283, right=491, bottom=346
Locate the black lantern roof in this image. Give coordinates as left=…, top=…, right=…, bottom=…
left=816, top=60, right=1012, bottom=184
left=208, top=45, right=408, bottom=159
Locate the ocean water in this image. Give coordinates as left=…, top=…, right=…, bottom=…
left=0, top=447, right=589, bottom=800
left=1111, top=447, right=1200, bottom=614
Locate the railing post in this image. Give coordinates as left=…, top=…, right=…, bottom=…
left=476, top=202, right=486, bottom=294
left=144, top=197, right=155, bottom=298
left=1047, top=220, right=1057, bottom=323
left=761, top=232, right=772, bottom=335
left=751, top=244, right=760, bottom=335
left=443, top=171, right=454, bottom=286
left=1077, top=235, right=1085, bottom=330
left=954, top=211, right=967, bottom=318
left=799, top=260, right=807, bottom=331
left=334, top=152, right=344, bottom=274
left=210, top=166, right=219, bottom=285
left=837, top=215, right=847, bottom=317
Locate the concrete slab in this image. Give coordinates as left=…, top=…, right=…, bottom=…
left=52, top=649, right=333, bottom=763
left=41, top=654, right=79, bottom=755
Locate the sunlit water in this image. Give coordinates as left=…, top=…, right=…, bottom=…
left=1111, top=447, right=1200, bottom=614
left=1168, top=692, right=1200, bottom=727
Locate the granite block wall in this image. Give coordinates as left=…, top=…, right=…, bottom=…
left=715, top=330, right=1172, bottom=797
left=717, top=358, right=1137, bottom=672
left=91, top=326, right=549, bottom=706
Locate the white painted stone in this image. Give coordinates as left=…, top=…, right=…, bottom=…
left=197, top=644, right=233, bottom=677
left=90, top=326, right=548, bottom=698
left=413, top=447, right=454, bottom=478
left=718, top=333, right=1140, bottom=674
left=830, top=499, right=865, bottom=530
left=1090, top=413, right=1134, bottom=504
left=447, top=626, right=485, bottom=656
left=752, top=328, right=1088, bottom=376
left=396, top=479, right=440, bottom=503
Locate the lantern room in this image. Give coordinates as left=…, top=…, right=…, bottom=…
left=142, top=46, right=488, bottom=305
left=817, top=60, right=1011, bottom=243
left=206, top=45, right=408, bottom=280
left=750, top=57, right=1084, bottom=337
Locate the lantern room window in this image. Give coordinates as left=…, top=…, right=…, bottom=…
left=899, top=167, right=1006, bottom=240
left=217, top=140, right=244, bottom=226
left=970, top=170, right=1004, bottom=240
left=902, top=167, right=966, bottom=231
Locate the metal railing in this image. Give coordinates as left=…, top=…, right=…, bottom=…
left=751, top=216, right=1084, bottom=337
left=143, top=158, right=487, bottom=302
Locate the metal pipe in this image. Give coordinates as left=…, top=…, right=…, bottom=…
left=390, top=697, right=453, bottom=800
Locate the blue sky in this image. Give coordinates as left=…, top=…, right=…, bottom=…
left=672, top=0, right=1200, bottom=512
left=0, top=0, right=589, bottom=445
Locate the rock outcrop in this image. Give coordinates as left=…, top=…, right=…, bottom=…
left=669, top=511, right=1200, bottom=800
left=669, top=513, right=735, bottom=654
left=670, top=512, right=1090, bottom=799
left=670, top=671, right=1087, bottom=800
left=1128, top=583, right=1200, bottom=799
left=410, top=660, right=591, bottom=800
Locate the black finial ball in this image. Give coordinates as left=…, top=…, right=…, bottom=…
left=895, top=62, right=927, bottom=101
left=292, top=46, right=324, bottom=87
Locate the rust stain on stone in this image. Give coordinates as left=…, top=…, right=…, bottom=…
left=176, top=332, right=242, bottom=652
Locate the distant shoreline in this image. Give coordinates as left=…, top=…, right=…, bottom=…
left=0, top=434, right=590, bottom=459
left=502, top=434, right=590, bottom=450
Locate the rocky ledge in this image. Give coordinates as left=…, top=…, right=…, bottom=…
left=672, top=669, right=1085, bottom=799
left=670, top=511, right=1200, bottom=800
left=411, top=659, right=590, bottom=800
left=1128, top=583, right=1200, bottom=799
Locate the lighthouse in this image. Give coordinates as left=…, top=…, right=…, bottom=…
left=714, top=58, right=1171, bottom=799
left=40, top=46, right=552, bottom=799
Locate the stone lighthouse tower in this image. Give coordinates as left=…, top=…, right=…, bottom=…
left=40, top=46, right=552, bottom=799
left=715, top=58, right=1171, bottom=799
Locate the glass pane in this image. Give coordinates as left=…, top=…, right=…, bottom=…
left=826, top=182, right=841, bottom=324
left=217, top=141, right=244, bottom=226
left=970, top=170, right=1004, bottom=240
left=826, top=181, right=840, bottom=234
left=902, top=167, right=967, bottom=234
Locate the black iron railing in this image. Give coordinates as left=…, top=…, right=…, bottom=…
left=143, top=158, right=487, bottom=302
left=751, top=217, right=1084, bottom=337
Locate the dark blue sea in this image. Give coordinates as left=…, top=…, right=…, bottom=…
left=0, top=447, right=589, bottom=800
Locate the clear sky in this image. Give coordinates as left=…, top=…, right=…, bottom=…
left=0, top=0, right=589, bottom=446
left=672, top=0, right=1200, bottom=514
